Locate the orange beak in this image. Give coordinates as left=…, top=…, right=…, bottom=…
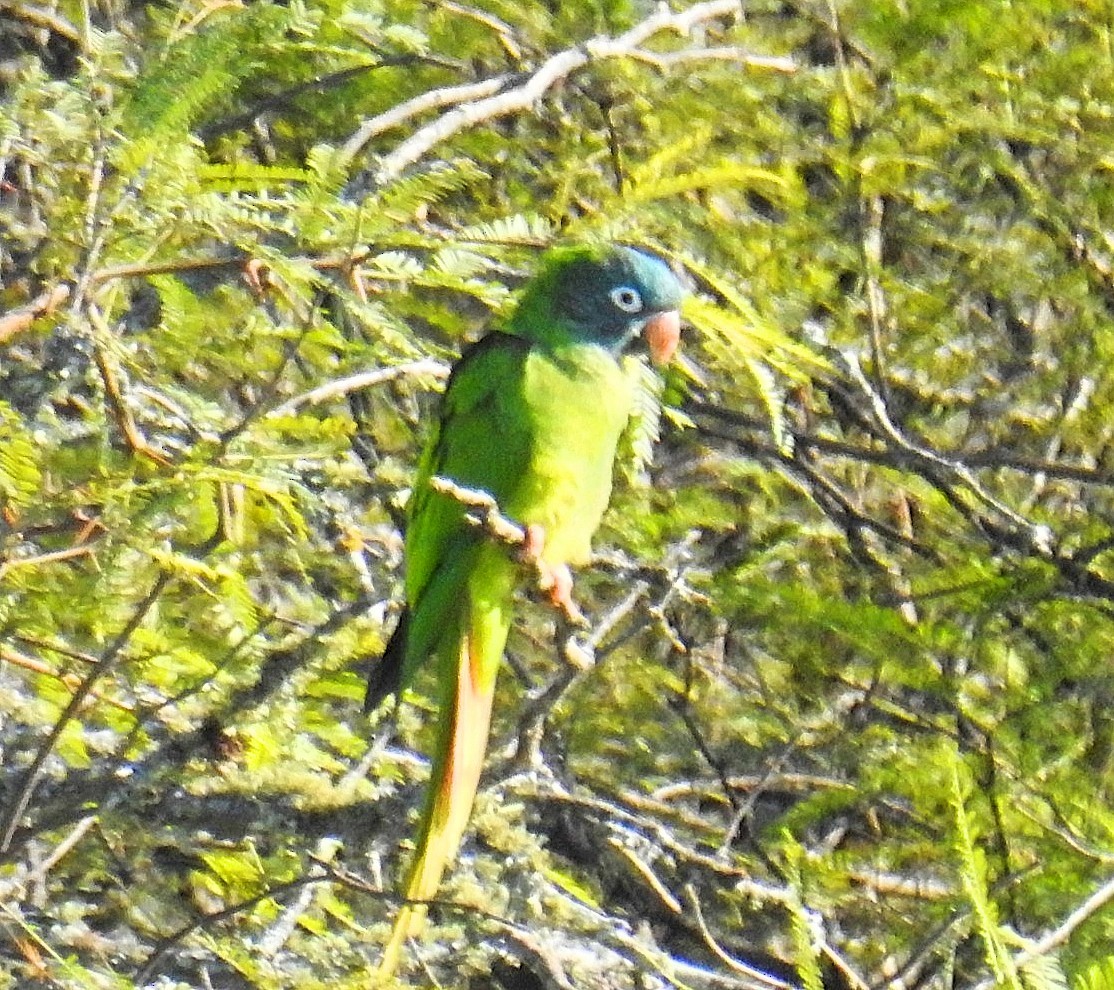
left=643, top=310, right=681, bottom=366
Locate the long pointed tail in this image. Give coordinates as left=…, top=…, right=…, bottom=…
left=375, top=627, right=498, bottom=979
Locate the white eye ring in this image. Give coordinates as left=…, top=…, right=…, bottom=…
left=610, top=286, right=644, bottom=313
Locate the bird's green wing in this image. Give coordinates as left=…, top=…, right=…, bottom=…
left=369, top=332, right=534, bottom=701
left=373, top=333, right=536, bottom=974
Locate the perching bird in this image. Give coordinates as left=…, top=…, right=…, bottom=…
left=367, top=243, right=684, bottom=977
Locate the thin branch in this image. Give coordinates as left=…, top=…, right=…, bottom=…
left=0, top=1, right=84, bottom=45
left=837, top=350, right=1053, bottom=552
left=0, top=572, right=171, bottom=854
left=428, top=474, right=528, bottom=546
left=0, top=645, right=134, bottom=714
left=0, top=285, right=71, bottom=343
left=628, top=46, right=795, bottom=71
left=690, top=399, right=1114, bottom=489
left=373, top=0, right=762, bottom=182
left=972, top=871, right=1114, bottom=990
left=88, top=304, right=172, bottom=466
left=610, top=832, right=684, bottom=914
left=492, top=927, right=577, bottom=990
left=0, top=252, right=373, bottom=347
left=434, top=1, right=525, bottom=61
left=342, top=75, right=511, bottom=161
left=267, top=358, right=449, bottom=417
left=135, top=872, right=327, bottom=984
left=510, top=580, right=648, bottom=768
left=683, top=885, right=798, bottom=990
left=198, top=58, right=442, bottom=141
left=25, top=815, right=98, bottom=885
left=0, top=545, right=95, bottom=580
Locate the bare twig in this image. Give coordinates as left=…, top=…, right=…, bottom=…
left=609, top=827, right=684, bottom=914
left=88, top=304, right=172, bottom=466
left=342, top=75, right=512, bottom=160
left=836, top=350, right=1054, bottom=552
left=25, top=815, right=98, bottom=885
left=628, top=47, right=795, bottom=71
left=0, top=572, right=170, bottom=853
left=373, top=0, right=769, bottom=182
left=198, top=58, right=443, bottom=141
left=971, top=871, right=1114, bottom=990
left=427, top=475, right=592, bottom=629
left=428, top=474, right=527, bottom=545
left=492, top=926, right=576, bottom=990
left=510, top=580, right=647, bottom=768
left=135, top=871, right=328, bottom=984
left=683, top=885, right=798, bottom=989
left=0, top=645, right=133, bottom=714
left=0, top=545, right=95, bottom=580
left=689, top=399, right=1114, bottom=489
left=0, top=285, right=71, bottom=343
left=434, top=1, right=525, bottom=62
left=267, top=358, right=449, bottom=417
left=0, top=1, right=84, bottom=45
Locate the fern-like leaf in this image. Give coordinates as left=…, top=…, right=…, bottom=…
left=0, top=401, right=42, bottom=509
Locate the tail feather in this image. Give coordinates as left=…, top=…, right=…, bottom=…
left=375, top=627, right=498, bottom=978
left=364, top=608, right=410, bottom=713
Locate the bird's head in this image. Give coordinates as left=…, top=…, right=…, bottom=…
left=509, top=244, right=684, bottom=365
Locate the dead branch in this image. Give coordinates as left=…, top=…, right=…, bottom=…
left=0, top=572, right=171, bottom=853
left=972, top=871, right=1114, bottom=990
left=372, top=0, right=787, bottom=182
left=88, top=305, right=172, bottom=466
left=342, top=75, right=512, bottom=161
left=0, top=285, right=71, bottom=343
left=268, top=359, right=449, bottom=417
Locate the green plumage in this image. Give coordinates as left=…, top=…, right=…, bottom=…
left=370, top=243, right=684, bottom=977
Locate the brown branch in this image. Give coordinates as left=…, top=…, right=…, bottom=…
left=134, top=872, right=327, bottom=984
left=628, top=47, right=795, bottom=71
left=0, top=285, right=71, bottom=343
left=342, top=74, right=512, bottom=161
left=0, top=545, right=95, bottom=580
left=693, top=397, right=1114, bottom=487
left=197, top=58, right=441, bottom=142
left=426, top=476, right=591, bottom=625
left=511, top=580, right=648, bottom=768
left=89, top=322, right=172, bottom=466
left=972, top=871, right=1114, bottom=990
left=0, top=252, right=374, bottom=347
left=0, top=645, right=134, bottom=714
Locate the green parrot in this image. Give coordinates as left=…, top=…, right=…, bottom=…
left=367, top=243, right=684, bottom=977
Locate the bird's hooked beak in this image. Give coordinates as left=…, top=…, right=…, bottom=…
left=642, top=310, right=681, bottom=366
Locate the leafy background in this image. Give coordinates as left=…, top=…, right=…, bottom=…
left=2, top=0, right=1114, bottom=988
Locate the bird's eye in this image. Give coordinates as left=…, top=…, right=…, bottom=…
left=609, top=286, right=643, bottom=313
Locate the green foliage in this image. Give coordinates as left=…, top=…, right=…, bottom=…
left=1077, top=958, right=1114, bottom=990
left=3, top=0, right=1114, bottom=987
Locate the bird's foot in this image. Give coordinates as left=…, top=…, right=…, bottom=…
left=242, top=258, right=270, bottom=296
left=522, top=524, right=588, bottom=626
left=522, top=522, right=546, bottom=562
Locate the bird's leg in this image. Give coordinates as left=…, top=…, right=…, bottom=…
left=522, top=524, right=586, bottom=625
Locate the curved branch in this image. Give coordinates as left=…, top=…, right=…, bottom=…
left=267, top=358, right=449, bottom=417
left=372, top=0, right=782, bottom=182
